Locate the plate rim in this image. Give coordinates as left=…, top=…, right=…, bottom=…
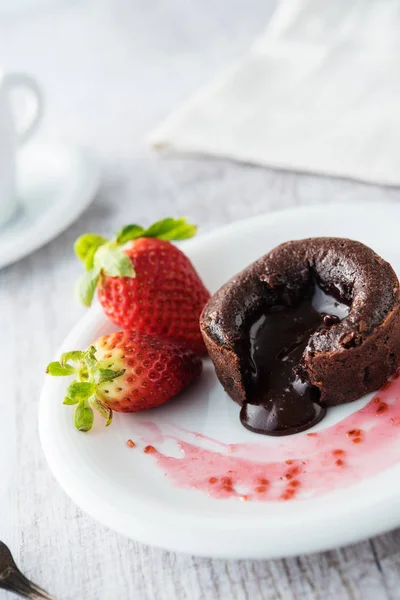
left=0, top=142, right=100, bottom=269
left=39, top=201, right=400, bottom=559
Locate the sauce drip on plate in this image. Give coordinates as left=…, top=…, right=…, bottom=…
left=241, top=283, right=349, bottom=436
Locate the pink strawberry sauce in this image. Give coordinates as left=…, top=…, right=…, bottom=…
left=129, top=372, right=400, bottom=502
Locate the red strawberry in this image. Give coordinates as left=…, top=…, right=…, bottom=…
left=46, top=330, right=202, bottom=432
left=74, top=218, right=210, bottom=355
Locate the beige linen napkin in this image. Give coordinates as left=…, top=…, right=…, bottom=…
left=148, top=0, right=400, bottom=186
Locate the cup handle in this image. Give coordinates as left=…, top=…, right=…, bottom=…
left=3, top=73, right=44, bottom=144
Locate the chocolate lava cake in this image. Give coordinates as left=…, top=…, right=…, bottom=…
left=200, top=238, right=400, bottom=436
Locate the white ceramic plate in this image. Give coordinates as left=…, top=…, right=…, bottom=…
left=39, top=202, right=400, bottom=559
left=0, top=142, right=100, bottom=269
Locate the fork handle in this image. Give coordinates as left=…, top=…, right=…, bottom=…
left=0, top=567, right=55, bottom=599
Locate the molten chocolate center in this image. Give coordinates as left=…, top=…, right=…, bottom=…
left=240, top=283, right=349, bottom=436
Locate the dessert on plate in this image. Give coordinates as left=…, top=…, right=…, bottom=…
left=200, top=238, right=400, bottom=436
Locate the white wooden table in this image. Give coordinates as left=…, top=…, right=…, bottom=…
left=1, top=1, right=400, bottom=598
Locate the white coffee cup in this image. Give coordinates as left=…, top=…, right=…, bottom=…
left=0, top=72, right=43, bottom=228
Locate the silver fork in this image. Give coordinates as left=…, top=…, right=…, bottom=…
left=0, top=542, right=56, bottom=599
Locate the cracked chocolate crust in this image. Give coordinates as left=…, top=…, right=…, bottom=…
left=200, top=238, right=400, bottom=407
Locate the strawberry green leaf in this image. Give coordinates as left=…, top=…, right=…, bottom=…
left=74, top=400, right=94, bottom=432
left=94, top=246, right=135, bottom=278
left=143, top=217, right=197, bottom=240
left=75, top=268, right=100, bottom=307
left=91, top=397, right=113, bottom=426
left=60, top=351, right=84, bottom=367
left=47, top=346, right=116, bottom=432
left=95, top=368, right=126, bottom=384
left=66, top=381, right=96, bottom=402
left=74, top=234, right=108, bottom=269
left=83, top=346, right=98, bottom=371
left=46, top=361, right=75, bottom=376
left=83, top=245, right=100, bottom=271
left=63, top=396, right=79, bottom=406
left=115, top=224, right=145, bottom=245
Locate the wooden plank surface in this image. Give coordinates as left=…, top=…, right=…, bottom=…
left=1, top=1, right=400, bottom=598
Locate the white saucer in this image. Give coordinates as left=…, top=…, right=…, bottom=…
left=0, top=142, right=100, bottom=269
left=39, top=202, right=400, bottom=559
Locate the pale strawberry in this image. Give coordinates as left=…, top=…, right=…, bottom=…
left=47, top=331, right=202, bottom=432
left=74, top=218, right=210, bottom=355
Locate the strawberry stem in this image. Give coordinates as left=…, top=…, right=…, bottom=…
left=73, top=217, right=197, bottom=307
left=46, top=347, right=125, bottom=432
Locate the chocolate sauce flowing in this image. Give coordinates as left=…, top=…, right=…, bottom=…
left=240, top=283, right=349, bottom=436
